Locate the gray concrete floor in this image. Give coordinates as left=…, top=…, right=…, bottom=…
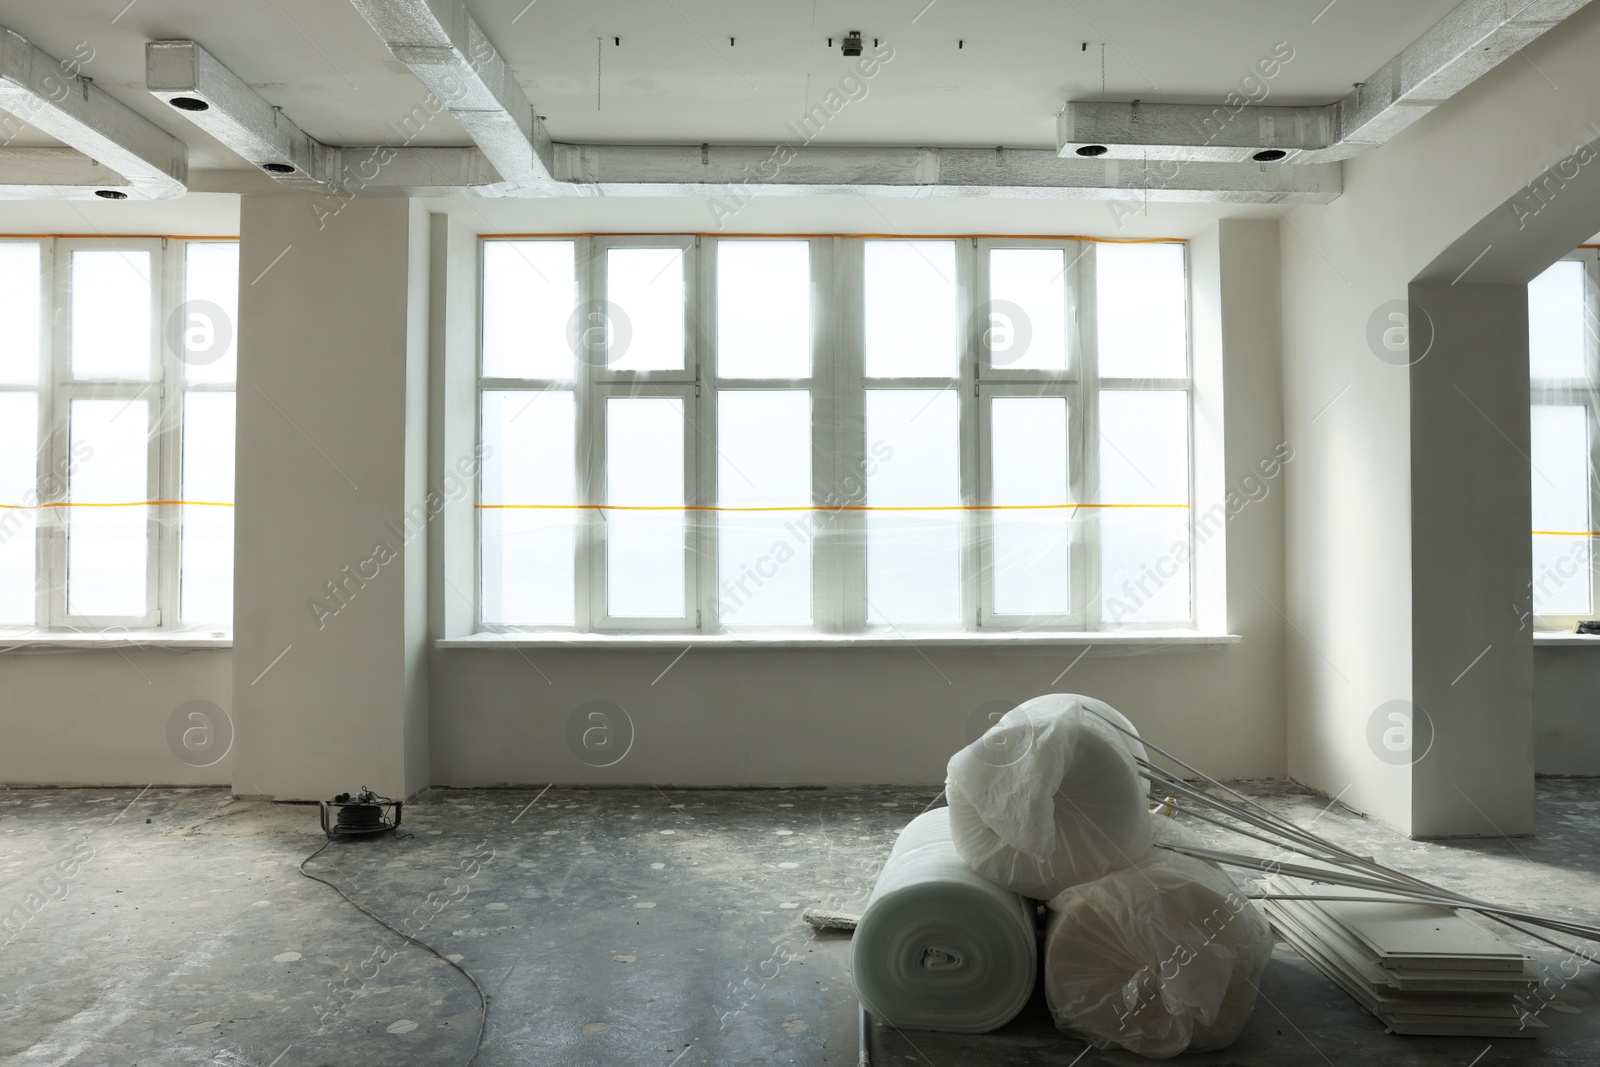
left=0, top=779, right=1597, bottom=1067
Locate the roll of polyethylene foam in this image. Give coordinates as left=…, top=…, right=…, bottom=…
left=850, top=807, right=1037, bottom=1034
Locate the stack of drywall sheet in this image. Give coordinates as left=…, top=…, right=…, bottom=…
left=1264, top=874, right=1541, bottom=1037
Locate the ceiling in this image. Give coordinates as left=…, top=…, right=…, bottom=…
left=0, top=0, right=1462, bottom=177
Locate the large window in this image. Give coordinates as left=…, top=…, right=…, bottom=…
left=0, top=238, right=237, bottom=633
left=1529, top=252, right=1600, bottom=626
left=477, top=236, right=1192, bottom=635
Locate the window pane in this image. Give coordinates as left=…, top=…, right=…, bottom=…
left=865, top=242, right=958, bottom=378
left=1529, top=260, right=1587, bottom=380
left=988, top=248, right=1067, bottom=371
left=1531, top=405, right=1590, bottom=616
left=67, top=398, right=148, bottom=616
left=607, top=396, right=685, bottom=617
left=483, top=241, right=577, bottom=380
left=1099, top=390, right=1190, bottom=623
left=718, top=242, right=811, bottom=379
left=1097, top=244, right=1187, bottom=378
left=606, top=248, right=686, bottom=372
left=181, top=392, right=235, bottom=625
left=482, top=390, right=577, bottom=626
left=72, top=250, right=152, bottom=379
left=718, top=391, right=811, bottom=626
left=0, top=242, right=40, bottom=384
left=182, top=243, right=240, bottom=384
left=991, top=397, right=1070, bottom=614
left=866, top=389, right=960, bottom=623
left=0, top=393, right=37, bottom=624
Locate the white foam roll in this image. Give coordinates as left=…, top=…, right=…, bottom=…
left=1041, top=818, right=1273, bottom=1058
left=946, top=694, right=1153, bottom=900
left=850, top=807, right=1037, bottom=1034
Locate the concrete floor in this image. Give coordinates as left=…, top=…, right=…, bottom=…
left=0, top=780, right=1597, bottom=1067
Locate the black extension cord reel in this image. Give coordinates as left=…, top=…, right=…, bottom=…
left=319, top=787, right=403, bottom=839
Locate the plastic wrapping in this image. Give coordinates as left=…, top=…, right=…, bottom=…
left=850, top=807, right=1037, bottom=1034
left=945, top=693, right=1153, bottom=900
left=1041, top=817, right=1272, bottom=1058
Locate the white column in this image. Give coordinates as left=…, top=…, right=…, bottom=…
left=1408, top=282, right=1535, bottom=836
left=231, top=195, right=431, bottom=801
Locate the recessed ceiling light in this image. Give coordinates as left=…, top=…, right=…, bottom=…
left=94, top=190, right=128, bottom=199
left=1076, top=145, right=1109, bottom=157
left=1253, top=149, right=1287, bottom=162
left=262, top=163, right=295, bottom=174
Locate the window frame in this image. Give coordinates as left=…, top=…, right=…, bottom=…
left=475, top=234, right=1196, bottom=638
left=586, top=235, right=702, bottom=630
left=973, top=237, right=1087, bottom=632
left=50, top=238, right=164, bottom=629
left=0, top=236, right=237, bottom=636
left=1529, top=248, right=1600, bottom=631
left=588, top=383, right=702, bottom=632
left=706, top=235, right=833, bottom=633
left=849, top=237, right=976, bottom=634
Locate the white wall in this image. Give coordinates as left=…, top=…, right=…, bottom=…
left=0, top=648, right=232, bottom=786
left=1534, top=650, right=1600, bottom=777
left=1281, top=2, right=1600, bottom=835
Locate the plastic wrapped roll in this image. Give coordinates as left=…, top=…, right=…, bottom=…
left=946, top=694, right=1153, bottom=900
left=1042, top=818, right=1273, bottom=1058
left=850, top=807, right=1037, bottom=1033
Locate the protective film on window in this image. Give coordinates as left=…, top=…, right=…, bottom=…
left=475, top=236, right=1195, bottom=636
left=1529, top=256, right=1599, bottom=623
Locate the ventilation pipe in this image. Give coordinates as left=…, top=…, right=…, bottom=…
left=148, top=30, right=1339, bottom=203
left=0, top=27, right=185, bottom=200
left=1059, top=0, right=1594, bottom=164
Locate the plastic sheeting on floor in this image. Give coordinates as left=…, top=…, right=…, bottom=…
left=1042, top=817, right=1274, bottom=1058
left=850, top=807, right=1037, bottom=1034
left=945, top=693, right=1153, bottom=900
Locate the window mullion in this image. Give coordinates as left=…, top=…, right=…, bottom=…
left=688, top=237, right=706, bottom=633
left=695, top=238, right=715, bottom=633
left=45, top=238, right=68, bottom=628
left=834, top=238, right=867, bottom=633
left=971, top=242, right=996, bottom=630
left=1074, top=241, right=1101, bottom=630
left=29, top=239, right=54, bottom=631
left=1588, top=250, right=1600, bottom=620
left=688, top=382, right=706, bottom=633
left=958, top=238, right=980, bottom=632
left=579, top=236, right=601, bottom=633
left=156, top=239, right=182, bottom=629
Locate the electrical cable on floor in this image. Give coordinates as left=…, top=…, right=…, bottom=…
left=297, top=835, right=489, bottom=1067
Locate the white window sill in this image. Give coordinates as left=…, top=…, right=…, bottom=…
left=0, top=631, right=232, bottom=651
left=437, top=630, right=1239, bottom=651
left=1534, top=632, right=1600, bottom=646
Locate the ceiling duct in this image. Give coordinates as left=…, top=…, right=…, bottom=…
left=347, top=0, right=555, bottom=190
left=554, top=143, right=1340, bottom=202
left=150, top=30, right=1339, bottom=203
left=146, top=39, right=502, bottom=196
left=1059, top=0, right=1593, bottom=164
left=0, top=27, right=186, bottom=200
